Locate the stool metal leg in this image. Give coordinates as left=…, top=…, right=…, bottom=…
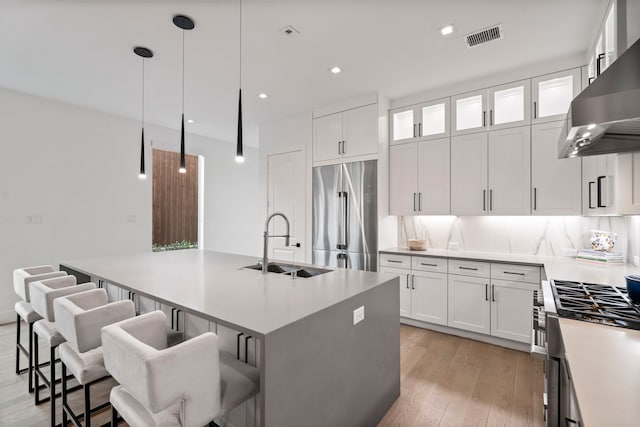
left=84, top=383, right=91, bottom=427
left=111, top=406, right=117, bottom=427
left=15, top=314, right=21, bottom=374
left=50, top=345, right=56, bottom=427
left=62, top=363, right=68, bottom=427
left=28, top=321, right=35, bottom=392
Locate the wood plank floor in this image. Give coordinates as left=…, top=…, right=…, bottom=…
left=0, top=321, right=544, bottom=427
left=378, top=325, right=545, bottom=427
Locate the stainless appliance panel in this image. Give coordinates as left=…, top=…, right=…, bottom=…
left=342, top=160, right=378, bottom=255
left=312, top=250, right=377, bottom=271
left=312, top=164, right=341, bottom=252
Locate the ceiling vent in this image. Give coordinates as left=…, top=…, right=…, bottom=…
left=279, top=25, right=300, bottom=37
left=464, top=24, right=504, bottom=48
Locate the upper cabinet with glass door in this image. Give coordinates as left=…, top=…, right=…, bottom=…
left=487, top=79, right=531, bottom=131
left=587, top=1, right=619, bottom=85
left=451, top=89, right=487, bottom=136
left=390, top=97, right=450, bottom=145
left=531, top=68, right=581, bottom=124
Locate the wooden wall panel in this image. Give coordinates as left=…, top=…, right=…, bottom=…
left=152, top=149, right=198, bottom=245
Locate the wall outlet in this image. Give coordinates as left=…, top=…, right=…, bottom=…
left=127, top=215, right=137, bottom=223
left=353, top=306, right=365, bottom=325
left=634, top=256, right=640, bottom=267
left=448, top=241, right=460, bottom=250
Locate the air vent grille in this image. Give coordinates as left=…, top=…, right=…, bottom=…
left=465, top=24, right=503, bottom=48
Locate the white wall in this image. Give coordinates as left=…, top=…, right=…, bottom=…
left=0, top=87, right=260, bottom=323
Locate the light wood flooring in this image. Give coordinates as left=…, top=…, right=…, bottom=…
left=0, top=321, right=544, bottom=427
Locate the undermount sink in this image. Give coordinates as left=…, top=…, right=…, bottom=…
left=243, top=262, right=331, bottom=278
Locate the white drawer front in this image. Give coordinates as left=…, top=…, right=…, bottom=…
left=491, top=263, right=541, bottom=284
left=380, top=253, right=411, bottom=269
left=448, top=259, right=490, bottom=278
left=411, top=256, right=447, bottom=273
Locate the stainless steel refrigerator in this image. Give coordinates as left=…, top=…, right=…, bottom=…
left=312, top=160, right=377, bottom=271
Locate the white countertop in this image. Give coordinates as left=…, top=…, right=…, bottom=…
left=382, top=246, right=640, bottom=426
left=61, top=250, right=396, bottom=336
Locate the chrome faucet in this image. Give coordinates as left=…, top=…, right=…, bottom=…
left=262, top=212, right=291, bottom=273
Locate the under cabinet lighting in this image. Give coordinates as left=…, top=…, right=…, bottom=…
left=440, top=24, right=455, bottom=36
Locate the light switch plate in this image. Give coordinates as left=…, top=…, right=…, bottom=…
left=353, top=306, right=365, bottom=325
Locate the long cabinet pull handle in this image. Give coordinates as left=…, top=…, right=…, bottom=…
left=588, top=181, right=595, bottom=209
left=596, top=53, right=606, bottom=76
left=534, top=187, right=537, bottom=210
left=413, top=192, right=417, bottom=211
left=490, top=109, right=493, bottom=126
left=492, top=285, right=496, bottom=302
left=485, top=284, right=488, bottom=301
left=483, top=110, right=486, bottom=127
left=597, top=175, right=606, bottom=208
left=418, top=122, right=422, bottom=137
left=418, top=193, right=422, bottom=211
left=413, top=124, right=417, bottom=138
left=411, top=275, right=415, bottom=290
left=489, top=189, right=493, bottom=211
left=338, top=140, right=341, bottom=154
left=483, top=189, right=486, bottom=211
left=342, top=140, right=346, bottom=154
left=406, top=274, right=410, bottom=289
left=533, top=101, right=537, bottom=119
left=459, top=266, right=478, bottom=271
left=504, top=271, right=526, bottom=276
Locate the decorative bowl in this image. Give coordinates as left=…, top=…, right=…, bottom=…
left=589, top=230, right=617, bottom=252
left=626, top=275, right=640, bottom=304
left=408, top=239, right=426, bottom=251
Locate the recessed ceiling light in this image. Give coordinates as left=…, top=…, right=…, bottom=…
left=440, top=24, right=455, bottom=36
left=187, top=119, right=194, bottom=124
left=587, top=123, right=596, bottom=130
left=258, top=93, right=269, bottom=99
left=330, top=66, right=342, bottom=74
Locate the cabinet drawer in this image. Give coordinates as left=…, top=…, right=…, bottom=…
left=380, top=253, right=411, bottom=269
left=411, top=256, right=447, bottom=273
left=491, top=263, right=541, bottom=284
left=448, top=259, right=490, bottom=278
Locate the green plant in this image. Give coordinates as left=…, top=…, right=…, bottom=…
left=152, top=240, right=198, bottom=252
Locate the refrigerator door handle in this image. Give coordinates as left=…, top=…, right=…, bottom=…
left=337, top=191, right=348, bottom=250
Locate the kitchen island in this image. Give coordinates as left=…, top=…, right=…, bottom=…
left=60, top=250, right=400, bottom=427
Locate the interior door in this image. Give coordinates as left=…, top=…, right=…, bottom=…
left=267, top=148, right=305, bottom=262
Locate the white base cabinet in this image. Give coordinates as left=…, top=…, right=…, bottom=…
left=447, top=274, right=491, bottom=334
left=490, top=279, right=536, bottom=343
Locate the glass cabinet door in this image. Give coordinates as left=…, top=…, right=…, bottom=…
left=418, top=97, right=450, bottom=140
left=452, top=90, right=487, bottom=135
left=532, top=68, right=581, bottom=124
left=604, top=2, right=616, bottom=70
left=488, top=79, right=530, bottom=130
left=390, top=108, right=415, bottom=144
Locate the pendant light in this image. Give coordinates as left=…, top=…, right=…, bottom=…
left=235, top=0, right=244, bottom=163
left=173, top=15, right=195, bottom=174
left=134, top=46, right=153, bottom=179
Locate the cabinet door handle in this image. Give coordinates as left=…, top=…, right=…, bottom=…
left=588, top=181, right=595, bottom=209
left=492, top=284, right=496, bottom=302
left=342, top=140, right=346, bottom=154
left=406, top=274, right=410, bottom=289
left=413, top=124, right=417, bottom=138
left=418, top=192, right=422, bottom=211
left=418, top=122, right=422, bottom=137
left=459, top=266, right=478, bottom=271
left=489, top=189, right=493, bottom=211
left=490, top=109, right=493, bottom=126
left=483, top=110, right=486, bottom=127
left=533, top=101, right=537, bottom=119
left=413, top=192, right=417, bottom=211
left=485, top=284, right=489, bottom=301
left=504, top=271, right=526, bottom=276
left=533, top=187, right=537, bottom=210
left=596, top=52, right=606, bottom=76
left=597, top=175, right=606, bottom=207
left=588, top=76, right=595, bottom=85
left=483, top=189, right=486, bottom=211
left=411, top=275, right=415, bottom=290
left=338, top=140, right=341, bottom=154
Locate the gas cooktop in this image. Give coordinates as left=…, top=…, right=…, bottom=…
left=551, top=280, right=640, bottom=330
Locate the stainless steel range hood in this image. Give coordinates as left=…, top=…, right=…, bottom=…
left=559, top=38, right=640, bottom=158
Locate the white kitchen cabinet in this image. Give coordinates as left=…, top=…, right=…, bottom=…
left=447, top=274, right=491, bottom=335
left=532, top=68, right=581, bottom=124
left=488, top=126, right=531, bottom=215
left=488, top=79, right=531, bottom=130
left=411, top=271, right=448, bottom=326
left=451, top=132, right=488, bottom=215
left=451, top=126, right=530, bottom=215
left=313, top=103, right=377, bottom=163
left=381, top=266, right=412, bottom=318
left=587, top=1, right=620, bottom=85
left=452, top=89, right=487, bottom=135
left=490, top=279, right=535, bottom=343
left=531, top=121, right=582, bottom=215
left=390, top=98, right=450, bottom=145
left=389, top=138, right=450, bottom=215
left=582, top=153, right=617, bottom=215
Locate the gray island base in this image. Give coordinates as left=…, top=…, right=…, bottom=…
left=60, top=250, right=400, bottom=427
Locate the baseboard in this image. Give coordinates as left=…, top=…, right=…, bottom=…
left=0, top=308, right=16, bottom=325
left=400, top=317, right=531, bottom=353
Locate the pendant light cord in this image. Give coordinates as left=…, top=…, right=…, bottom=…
left=239, top=0, right=242, bottom=87
left=182, top=30, right=185, bottom=113
left=141, top=57, right=145, bottom=128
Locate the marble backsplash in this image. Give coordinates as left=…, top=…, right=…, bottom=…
left=398, top=216, right=631, bottom=259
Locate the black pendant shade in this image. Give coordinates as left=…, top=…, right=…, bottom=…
left=134, top=46, right=153, bottom=179
left=179, top=113, right=186, bottom=173
left=236, top=88, right=243, bottom=162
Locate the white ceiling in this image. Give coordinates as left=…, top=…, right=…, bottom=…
left=0, top=0, right=606, bottom=145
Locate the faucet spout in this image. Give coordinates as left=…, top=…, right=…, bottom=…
left=262, top=212, right=291, bottom=273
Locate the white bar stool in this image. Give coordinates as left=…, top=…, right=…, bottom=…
left=30, top=275, right=96, bottom=427
left=54, top=288, right=136, bottom=427
left=13, top=265, right=68, bottom=393
left=102, top=311, right=260, bottom=427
